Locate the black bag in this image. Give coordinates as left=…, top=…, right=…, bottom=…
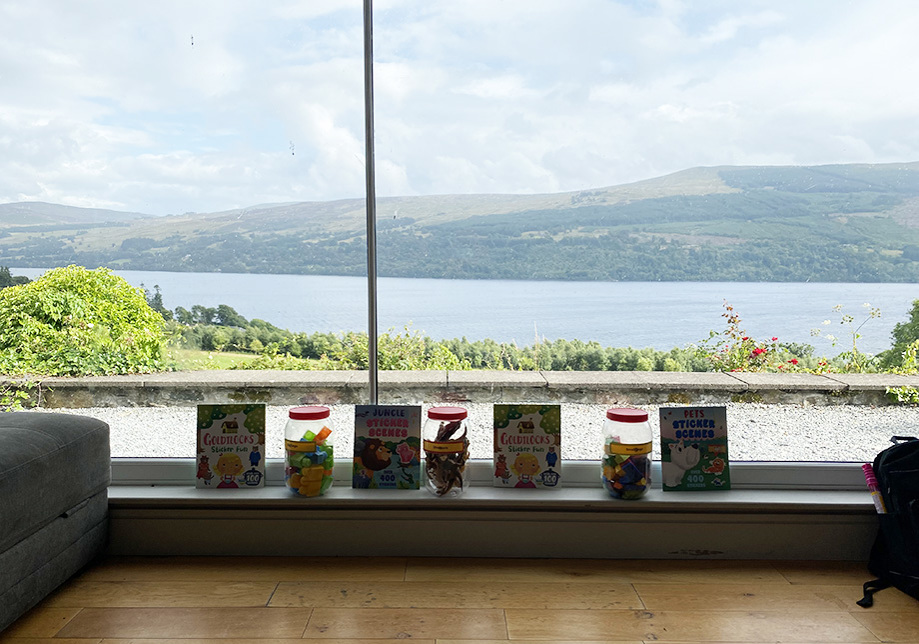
left=858, top=436, right=919, bottom=608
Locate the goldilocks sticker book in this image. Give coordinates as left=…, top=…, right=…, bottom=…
left=493, top=404, right=561, bottom=488
left=196, top=404, right=266, bottom=489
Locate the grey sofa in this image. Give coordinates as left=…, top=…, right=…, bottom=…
left=0, top=412, right=110, bottom=633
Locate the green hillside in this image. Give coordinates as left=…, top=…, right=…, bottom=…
left=4, top=162, right=919, bottom=282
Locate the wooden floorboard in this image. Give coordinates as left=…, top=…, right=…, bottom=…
left=2, top=556, right=917, bottom=642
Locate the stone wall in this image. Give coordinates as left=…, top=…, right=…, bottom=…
left=7, top=370, right=919, bottom=408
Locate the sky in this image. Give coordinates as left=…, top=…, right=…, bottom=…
left=2, top=0, right=919, bottom=216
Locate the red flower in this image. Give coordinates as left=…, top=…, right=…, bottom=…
left=772, top=337, right=778, bottom=341
left=788, top=358, right=798, bottom=365
left=752, top=347, right=767, bottom=356
left=741, top=336, right=749, bottom=341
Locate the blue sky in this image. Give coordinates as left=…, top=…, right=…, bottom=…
left=1, top=0, right=918, bottom=216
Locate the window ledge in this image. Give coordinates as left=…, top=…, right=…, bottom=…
left=105, top=482, right=876, bottom=560
left=108, top=482, right=872, bottom=515
left=104, top=458, right=877, bottom=560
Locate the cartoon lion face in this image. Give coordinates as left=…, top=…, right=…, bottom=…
left=360, top=439, right=393, bottom=471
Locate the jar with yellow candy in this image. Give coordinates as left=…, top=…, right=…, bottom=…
left=284, top=406, right=334, bottom=497
left=601, top=407, right=652, bottom=500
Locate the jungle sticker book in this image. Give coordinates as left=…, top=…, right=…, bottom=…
left=659, top=406, right=731, bottom=491
left=352, top=405, right=422, bottom=489
left=196, top=404, right=266, bottom=489
left=493, top=404, right=562, bottom=488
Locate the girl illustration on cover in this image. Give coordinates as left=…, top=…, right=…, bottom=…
left=511, top=452, right=540, bottom=488
left=213, top=452, right=244, bottom=488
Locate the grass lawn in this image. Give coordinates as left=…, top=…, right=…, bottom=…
left=167, top=348, right=256, bottom=370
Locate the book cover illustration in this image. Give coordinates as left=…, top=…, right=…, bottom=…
left=196, top=403, right=266, bottom=489
left=493, top=404, right=561, bottom=488
left=659, top=406, right=730, bottom=491
left=352, top=405, right=422, bottom=489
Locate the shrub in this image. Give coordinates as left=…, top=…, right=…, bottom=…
left=0, top=265, right=166, bottom=376
left=232, top=344, right=312, bottom=370
left=318, top=327, right=472, bottom=371
left=882, top=299, right=919, bottom=369
left=695, top=300, right=814, bottom=372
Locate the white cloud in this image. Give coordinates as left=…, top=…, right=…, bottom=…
left=373, top=61, right=446, bottom=105
left=700, top=11, right=785, bottom=45
left=2, top=0, right=919, bottom=214
left=454, top=75, right=541, bottom=101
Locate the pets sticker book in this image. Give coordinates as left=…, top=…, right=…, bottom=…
left=352, top=405, right=422, bottom=490
left=493, top=404, right=562, bottom=488
left=196, top=404, right=266, bottom=489
left=659, top=406, right=730, bottom=491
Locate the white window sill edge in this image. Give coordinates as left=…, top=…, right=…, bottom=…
left=109, top=458, right=874, bottom=514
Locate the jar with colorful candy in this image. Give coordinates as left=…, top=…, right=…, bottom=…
left=422, top=406, right=470, bottom=497
left=601, top=407, right=652, bottom=500
left=285, top=405, right=334, bottom=497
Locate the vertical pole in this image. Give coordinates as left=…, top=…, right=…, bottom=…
left=363, top=0, right=379, bottom=404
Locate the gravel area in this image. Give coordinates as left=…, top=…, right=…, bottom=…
left=47, top=402, right=919, bottom=463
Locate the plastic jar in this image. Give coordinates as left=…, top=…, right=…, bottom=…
left=601, top=407, right=652, bottom=500
left=422, top=406, right=470, bottom=497
left=285, top=406, right=334, bottom=497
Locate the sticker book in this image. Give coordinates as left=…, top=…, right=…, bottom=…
left=352, top=405, right=422, bottom=489
left=493, top=404, right=561, bottom=488
left=659, top=406, right=730, bottom=491
left=196, top=403, right=266, bottom=489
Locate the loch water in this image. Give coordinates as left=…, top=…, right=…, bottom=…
left=14, top=268, right=919, bottom=354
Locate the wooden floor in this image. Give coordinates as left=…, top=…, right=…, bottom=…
left=2, top=556, right=917, bottom=643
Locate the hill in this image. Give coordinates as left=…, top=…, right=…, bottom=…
left=0, top=202, right=150, bottom=227
left=4, top=162, right=919, bottom=282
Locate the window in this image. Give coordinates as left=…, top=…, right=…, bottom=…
left=3, top=2, right=917, bottom=476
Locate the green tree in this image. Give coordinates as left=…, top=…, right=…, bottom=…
left=215, top=304, right=248, bottom=328
left=883, top=299, right=919, bottom=368
left=319, top=327, right=471, bottom=370
left=0, top=265, right=166, bottom=376
left=141, top=283, right=173, bottom=321
left=0, top=267, right=30, bottom=290
left=191, top=305, right=217, bottom=325
left=174, top=306, right=194, bottom=325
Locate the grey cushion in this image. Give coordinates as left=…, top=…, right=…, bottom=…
left=0, top=489, right=107, bottom=598
left=0, top=511, right=107, bottom=633
left=0, top=412, right=110, bottom=553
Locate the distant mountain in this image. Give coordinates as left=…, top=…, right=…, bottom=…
left=5, top=162, right=919, bottom=282
left=0, top=202, right=151, bottom=227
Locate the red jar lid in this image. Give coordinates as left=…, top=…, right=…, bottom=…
left=289, top=405, right=330, bottom=420
left=606, top=408, right=648, bottom=423
left=427, top=406, right=468, bottom=421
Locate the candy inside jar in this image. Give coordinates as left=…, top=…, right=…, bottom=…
left=601, top=407, right=652, bottom=500
left=284, top=406, right=334, bottom=497
left=422, top=406, right=470, bottom=497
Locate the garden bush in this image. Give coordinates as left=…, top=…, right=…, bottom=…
left=0, top=265, right=166, bottom=376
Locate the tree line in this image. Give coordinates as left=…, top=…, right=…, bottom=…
left=146, top=288, right=714, bottom=372
left=142, top=285, right=919, bottom=374
left=2, top=266, right=919, bottom=378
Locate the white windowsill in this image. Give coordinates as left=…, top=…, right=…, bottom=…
left=108, top=458, right=874, bottom=514
left=106, top=459, right=877, bottom=559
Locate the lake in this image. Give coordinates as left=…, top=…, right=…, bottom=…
left=13, top=268, right=919, bottom=354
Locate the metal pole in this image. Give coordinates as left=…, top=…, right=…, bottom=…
left=363, top=0, right=379, bottom=404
